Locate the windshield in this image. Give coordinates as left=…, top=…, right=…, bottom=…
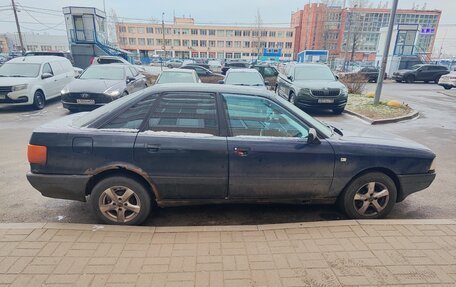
left=275, top=95, right=332, bottom=137
left=156, top=72, right=196, bottom=84
left=80, top=66, right=125, bottom=80
left=0, top=63, right=41, bottom=78
left=410, top=65, right=423, bottom=70
left=225, top=72, right=264, bottom=86
left=294, top=66, right=335, bottom=81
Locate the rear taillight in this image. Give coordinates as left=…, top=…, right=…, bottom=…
left=90, top=57, right=94, bottom=64
left=27, top=144, right=47, bottom=165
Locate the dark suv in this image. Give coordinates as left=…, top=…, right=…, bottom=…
left=392, top=64, right=449, bottom=83
left=276, top=63, right=348, bottom=114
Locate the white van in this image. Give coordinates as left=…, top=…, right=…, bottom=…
left=0, top=56, right=74, bottom=109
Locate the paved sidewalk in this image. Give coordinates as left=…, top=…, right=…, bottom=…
left=1, top=220, right=456, bottom=286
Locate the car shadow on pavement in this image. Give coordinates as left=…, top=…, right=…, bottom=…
left=0, top=97, right=62, bottom=114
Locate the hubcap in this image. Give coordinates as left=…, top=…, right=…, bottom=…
left=290, top=94, right=295, bottom=104
left=98, top=186, right=141, bottom=223
left=353, top=182, right=389, bottom=216
left=36, top=94, right=44, bottom=107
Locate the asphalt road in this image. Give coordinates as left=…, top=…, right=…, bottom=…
left=0, top=82, right=454, bottom=226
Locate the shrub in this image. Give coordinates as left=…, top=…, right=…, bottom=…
left=339, top=73, right=367, bottom=94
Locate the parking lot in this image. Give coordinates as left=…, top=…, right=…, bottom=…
left=0, top=82, right=455, bottom=226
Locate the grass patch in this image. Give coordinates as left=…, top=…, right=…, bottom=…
left=347, top=94, right=413, bottom=120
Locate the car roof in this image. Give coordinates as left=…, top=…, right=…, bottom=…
left=226, top=68, right=261, bottom=73
left=8, top=56, right=68, bottom=63
left=162, top=69, right=195, bottom=73
left=145, top=83, right=274, bottom=97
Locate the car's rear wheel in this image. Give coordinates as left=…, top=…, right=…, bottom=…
left=339, top=172, right=397, bottom=219
left=405, top=75, right=415, bottom=83
left=289, top=92, right=296, bottom=105
left=32, top=90, right=45, bottom=110
left=90, top=176, right=152, bottom=225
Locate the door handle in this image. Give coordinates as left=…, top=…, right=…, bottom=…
left=234, top=147, right=250, bottom=157
left=146, top=144, right=160, bottom=153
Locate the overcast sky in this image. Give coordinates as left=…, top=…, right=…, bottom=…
left=1, top=0, right=455, bottom=56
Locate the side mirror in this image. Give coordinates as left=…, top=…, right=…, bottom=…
left=218, top=80, right=225, bottom=84
left=264, top=80, right=269, bottom=86
left=126, top=76, right=135, bottom=83
left=287, top=75, right=293, bottom=81
left=307, top=128, right=320, bottom=144
left=41, top=73, right=53, bottom=79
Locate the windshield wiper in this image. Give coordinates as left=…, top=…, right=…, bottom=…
left=252, top=84, right=264, bottom=86
left=10, top=75, right=24, bottom=77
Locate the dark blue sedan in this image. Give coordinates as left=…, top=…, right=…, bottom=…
left=26, top=84, right=436, bottom=225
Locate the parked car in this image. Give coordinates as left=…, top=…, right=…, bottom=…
left=276, top=63, right=348, bottom=114
left=208, top=60, right=222, bottom=73
left=165, top=59, right=183, bottom=68
left=24, top=51, right=75, bottom=66
left=221, top=61, right=250, bottom=75
left=155, top=69, right=200, bottom=84
left=26, top=83, right=436, bottom=225
left=0, top=56, right=74, bottom=109
left=180, top=65, right=223, bottom=83
left=392, top=64, right=449, bottom=83
left=438, top=72, right=456, bottom=89
left=220, top=69, right=268, bottom=90
left=61, top=64, right=147, bottom=112
left=91, top=55, right=130, bottom=65
left=0, top=55, right=7, bottom=66
left=251, top=65, right=279, bottom=88
left=355, top=66, right=386, bottom=82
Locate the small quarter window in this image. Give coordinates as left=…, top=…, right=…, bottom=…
left=101, top=97, right=156, bottom=130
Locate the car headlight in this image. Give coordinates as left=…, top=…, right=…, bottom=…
left=300, top=88, right=311, bottom=95
left=60, top=87, right=70, bottom=95
left=429, top=158, right=436, bottom=172
left=12, top=84, right=28, bottom=92
left=104, top=90, right=121, bottom=97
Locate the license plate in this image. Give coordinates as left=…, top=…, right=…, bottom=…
left=318, top=99, right=334, bottom=103
left=0, top=95, right=5, bottom=100
left=76, top=99, right=95, bottom=104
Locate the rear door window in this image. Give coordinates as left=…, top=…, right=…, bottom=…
left=145, top=93, right=219, bottom=135
left=42, top=63, right=53, bottom=75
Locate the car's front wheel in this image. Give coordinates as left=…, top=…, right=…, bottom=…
left=32, top=90, right=45, bottom=110
left=90, top=175, right=152, bottom=225
left=339, top=172, right=397, bottom=219
left=405, top=75, right=415, bottom=83
left=289, top=92, right=296, bottom=105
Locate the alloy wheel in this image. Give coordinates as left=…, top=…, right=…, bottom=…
left=98, top=186, right=141, bottom=223
left=353, top=182, right=390, bottom=216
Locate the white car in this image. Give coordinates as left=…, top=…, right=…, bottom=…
left=438, top=72, right=456, bottom=90
left=0, top=56, right=74, bottom=109
left=208, top=60, right=222, bottom=73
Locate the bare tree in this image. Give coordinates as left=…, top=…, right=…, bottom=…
left=107, top=9, right=119, bottom=47
left=252, top=9, right=264, bottom=58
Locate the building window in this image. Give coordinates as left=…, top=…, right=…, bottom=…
left=200, top=29, right=207, bottom=35
left=285, top=42, right=292, bottom=49
left=138, top=38, right=145, bottom=45
left=269, top=31, right=276, bottom=37
left=217, top=41, right=224, bottom=48
left=128, top=27, right=136, bottom=33
left=277, top=31, right=284, bottom=38
left=286, top=31, right=293, bottom=37
left=226, top=30, right=234, bottom=37
left=209, top=40, right=216, bottom=47
left=217, top=52, right=224, bottom=59
left=208, top=29, right=216, bottom=36
left=137, top=27, right=145, bottom=34
left=155, top=28, right=162, bottom=34
left=173, top=39, right=181, bottom=46
left=200, top=40, right=207, bottom=47
left=165, top=28, right=171, bottom=35
left=243, top=31, right=250, bottom=37
left=234, top=53, right=241, bottom=59
left=191, top=40, right=199, bottom=47
left=216, top=30, right=225, bottom=36
left=234, top=41, right=241, bottom=48
left=261, top=31, right=268, bottom=37
left=226, top=52, right=233, bottom=59
left=165, top=39, right=172, bottom=46
left=191, top=29, right=198, bottom=35
left=252, top=31, right=259, bottom=37
left=147, top=38, right=154, bottom=45
left=268, top=42, right=275, bottom=48
left=183, top=40, right=190, bottom=47
left=235, top=30, right=242, bottom=36
left=242, top=53, right=250, bottom=57
left=128, top=38, right=137, bottom=45
left=118, top=26, right=126, bottom=33
left=120, top=37, right=128, bottom=45
left=173, top=28, right=180, bottom=35
left=277, top=42, right=283, bottom=48
left=182, top=29, right=189, bottom=35
left=226, top=41, right=232, bottom=48
left=243, top=41, right=250, bottom=48
left=146, top=27, right=153, bottom=34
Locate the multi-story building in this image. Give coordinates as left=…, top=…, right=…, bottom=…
left=116, top=17, right=295, bottom=60
left=292, top=3, right=441, bottom=63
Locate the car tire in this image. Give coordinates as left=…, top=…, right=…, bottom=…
left=68, top=107, right=79, bottom=113
left=122, top=91, right=128, bottom=97
left=395, top=80, right=402, bottom=83
left=405, top=75, right=415, bottom=83
left=288, top=92, right=296, bottom=105
left=32, top=90, right=45, bottom=110
left=443, top=85, right=452, bottom=90
left=332, top=107, right=345, bottom=115
left=339, top=172, right=397, bottom=219
left=167, top=65, right=173, bottom=69
left=90, top=175, right=152, bottom=225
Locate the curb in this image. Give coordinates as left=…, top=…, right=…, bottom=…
left=344, top=109, right=419, bottom=125
left=0, top=219, right=454, bottom=233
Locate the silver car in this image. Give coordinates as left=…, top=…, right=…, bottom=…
left=164, top=59, right=183, bottom=69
